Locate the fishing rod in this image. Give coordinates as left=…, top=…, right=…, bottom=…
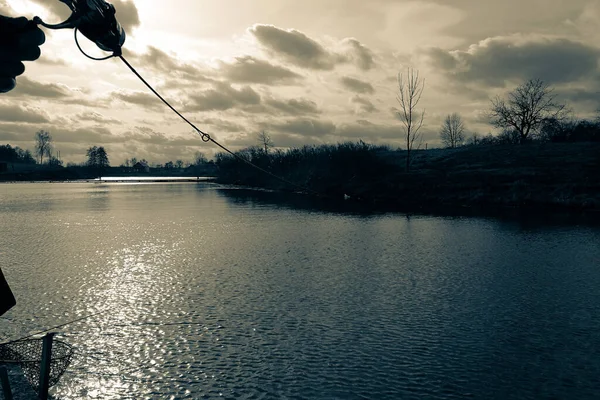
left=33, top=0, right=324, bottom=197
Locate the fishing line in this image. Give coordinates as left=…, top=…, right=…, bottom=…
left=2, top=308, right=110, bottom=343
left=117, top=55, right=324, bottom=197
left=72, top=36, right=324, bottom=197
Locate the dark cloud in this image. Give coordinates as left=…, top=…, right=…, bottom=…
left=271, top=118, right=336, bottom=137
left=428, top=35, right=600, bottom=87
left=218, top=56, right=303, bottom=85
left=248, top=24, right=377, bottom=72
left=0, top=103, right=51, bottom=124
left=0, top=122, right=123, bottom=145
left=111, top=0, right=141, bottom=32
left=122, top=47, right=210, bottom=82
left=184, top=82, right=261, bottom=112
left=340, top=76, right=375, bottom=94
left=49, top=126, right=123, bottom=144
left=265, top=97, right=320, bottom=116
left=249, top=24, right=342, bottom=70
left=336, top=120, right=399, bottom=140
left=124, top=127, right=203, bottom=147
left=112, top=90, right=164, bottom=110
left=8, top=76, right=71, bottom=99
left=201, top=118, right=246, bottom=133
left=556, top=84, right=600, bottom=112
left=342, top=38, right=376, bottom=71
left=350, top=95, right=377, bottom=113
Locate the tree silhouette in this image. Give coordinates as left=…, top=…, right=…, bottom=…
left=490, top=79, right=567, bottom=144
left=440, top=113, right=466, bottom=148
left=34, top=130, right=53, bottom=164
left=396, top=67, right=425, bottom=172
left=86, top=146, right=110, bottom=168
left=257, top=131, right=274, bottom=154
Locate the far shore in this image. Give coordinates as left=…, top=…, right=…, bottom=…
left=2, top=142, right=599, bottom=215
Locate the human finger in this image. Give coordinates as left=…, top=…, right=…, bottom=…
left=14, top=44, right=41, bottom=61
left=0, top=16, right=29, bottom=34
left=0, top=76, right=17, bottom=93
left=0, top=60, right=25, bottom=77
left=18, top=26, right=46, bottom=47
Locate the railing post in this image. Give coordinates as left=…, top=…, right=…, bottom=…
left=38, top=333, right=55, bottom=400
left=0, top=366, right=13, bottom=400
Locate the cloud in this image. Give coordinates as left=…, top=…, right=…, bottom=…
left=271, top=117, right=336, bottom=137
left=75, top=111, right=121, bottom=125
left=8, top=76, right=72, bottom=98
left=265, top=97, right=320, bottom=115
left=27, top=0, right=70, bottom=20
left=111, top=90, right=165, bottom=110
left=336, top=120, right=399, bottom=140
left=248, top=24, right=377, bottom=72
left=218, top=56, right=303, bottom=85
left=340, top=76, right=375, bottom=94
left=350, top=95, right=377, bottom=113
left=201, top=118, right=246, bottom=133
left=122, top=47, right=210, bottom=81
left=111, top=0, right=141, bottom=32
left=0, top=122, right=123, bottom=145
left=0, top=2, right=12, bottom=15
left=341, top=38, right=376, bottom=71
left=427, top=35, right=600, bottom=87
left=556, top=84, right=600, bottom=112
left=184, top=82, right=261, bottom=112
left=0, top=102, right=51, bottom=124
left=249, top=24, right=342, bottom=70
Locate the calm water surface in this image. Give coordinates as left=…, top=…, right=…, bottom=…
left=1, top=182, right=600, bottom=399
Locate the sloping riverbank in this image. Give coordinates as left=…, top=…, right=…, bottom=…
left=215, top=142, right=600, bottom=212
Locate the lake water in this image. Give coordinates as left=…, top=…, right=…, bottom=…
left=1, top=182, right=600, bottom=399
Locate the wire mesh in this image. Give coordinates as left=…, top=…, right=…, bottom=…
left=0, top=337, right=73, bottom=392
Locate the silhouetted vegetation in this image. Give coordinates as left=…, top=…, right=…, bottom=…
left=34, top=130, right=53, bottom=164
left=0, top=144, right=36, bottom=164
left=490, top=79, right=567, bottom=144
left=396, top=67, right=425, bottom=171
left=86, top=146, right=110, bottom=168
left=440, top=113, right=466, bottom=148
left=215, top=139, right=600, bottom=211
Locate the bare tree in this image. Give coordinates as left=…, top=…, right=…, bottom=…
left=490, top=79, right=567, bottom=144
left=440, top=113, right=466, bottom=148
left=194, top=151, right=207, bottom=165
left=257, top=131, right=274, bottom=154
left=396, top=67, right=425, bottom=171
left=34, top=130, right=53, bottom=164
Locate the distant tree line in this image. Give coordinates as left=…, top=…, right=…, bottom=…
left=438, top=78, right=599, bottom=149
left=0, top=144, right=36, bottom=163
left=215, top=141, right=394, bottom=194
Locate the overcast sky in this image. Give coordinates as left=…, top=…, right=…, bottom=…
left=1, top=0, right=599, bottom=164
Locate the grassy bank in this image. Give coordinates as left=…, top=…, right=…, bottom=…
left=215, top=142, right=600, bottom=212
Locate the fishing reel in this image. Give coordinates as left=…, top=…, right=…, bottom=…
left=33, top=0, right=126, bottom=57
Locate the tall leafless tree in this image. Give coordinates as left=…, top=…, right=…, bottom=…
left=396, top=67, right=425, bottom=171
left=34, top=130, right=53, bottom=164
left=440, top=113, right=466, bottom=148
left=490, top=79, right=567, bottom=144
left=257, top=130, right=274, bottom=154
